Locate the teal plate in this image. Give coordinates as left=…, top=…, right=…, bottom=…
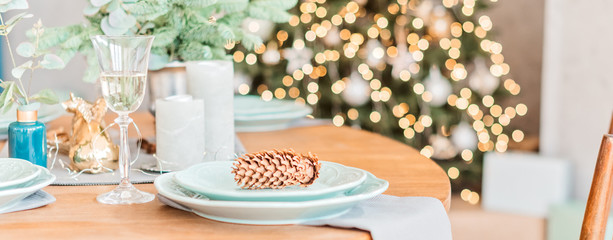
left=173, top=161, right=367, bottom=202
left=0, top=158, right=41, bottom=190
left=155, top=171, right=388, bottom=225
left=0, top=166, right=55, bottom=212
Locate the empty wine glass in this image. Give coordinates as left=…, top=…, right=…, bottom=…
left=91, top=35, right=155, bottom=204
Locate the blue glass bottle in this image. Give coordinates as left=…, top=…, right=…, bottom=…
left=8, top=109, right=47, bottom=167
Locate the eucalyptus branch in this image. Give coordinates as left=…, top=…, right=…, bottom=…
left=0, top=14, right=15, bottom=68
left=27, top=66, right=33, bottom=97
left=0, top=13, right=29, bottom=105
left=0, top=3, right=65, bottom=111
left=135, top=21, right=142, bottom=32
left=27, top=27, right=42, bottom=97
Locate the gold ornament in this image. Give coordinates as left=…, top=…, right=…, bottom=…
left=61, top=93, right=119, bottom=173
left=231, top=149, right=321, bottom=189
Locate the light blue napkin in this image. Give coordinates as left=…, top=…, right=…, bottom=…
left=158, top=194, right=452, bottom=240
left=0, top=190, right=56, bottom=214
left=304, top=195, right=452, bottom=240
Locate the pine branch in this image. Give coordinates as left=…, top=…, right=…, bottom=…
left=34, top=25, right=82, bottom=51
left=181, top=22, right=216, bottom=42
left=250, top=0, right=297, bottom=10
left=214, top=0, right=248, bottom=13
left=239, top=31, right=263, bottom=50
left=180, top=0, right=218, bottom=8
left=177, top=42, right=212, bottom=61
left=210, top=47, right=229, bottom=60
left=123, top=0, right=170, bottom=21
left=56, top=49, right=77, bottom=63
left=216, top=23, right=236, bottom=40
left=60, top=34, right=84, bottom=49
left=217, top=12, right=246, bottom=27
left=247, top=5, right=292, bottom=22
left=152, top=26, right=179, bottom=47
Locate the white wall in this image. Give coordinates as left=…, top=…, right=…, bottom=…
left=541, top=0, right=613, bottom=200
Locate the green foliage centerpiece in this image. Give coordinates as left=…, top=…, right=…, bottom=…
left=37, top=0, right=297, bottom=82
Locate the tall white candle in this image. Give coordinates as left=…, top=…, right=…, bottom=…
left=186, top=60, right=235, bottom=161
left=155, top=95, right=205, bottom=170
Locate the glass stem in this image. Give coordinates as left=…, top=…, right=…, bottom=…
left=115, top=114, right=133, bottom=188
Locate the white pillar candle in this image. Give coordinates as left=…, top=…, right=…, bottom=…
left=186, top=60, right=235, bottom=161
left=155, top=95, right=205, bottom=170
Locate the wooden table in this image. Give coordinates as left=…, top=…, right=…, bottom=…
left=0, top=113, right=451, bottom=239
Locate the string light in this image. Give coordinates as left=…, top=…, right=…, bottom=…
left=448, top=167, right=460, bottom=179
left=404, top=128, right=415, bottom=139
left=512, top=130, right=525, bottom=142
left=461, top=150, right=473, bottom=161
left=333, top=115, right=345, bottom=126
left=370, top=111, right=382, bottom=123
left=261, top=90, right=273, bottom=101
left=274, top=88, right=286, bottom=99
left=238, top=84, right=250, bottom=95
left=245, top=53, right=257, bottom=65
left=420, top=146, right=434, bottom=158
left=348, top=108, right=359, bottom=120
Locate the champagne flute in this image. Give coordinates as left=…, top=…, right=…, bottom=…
left=91, top=35, right=155, bottom=204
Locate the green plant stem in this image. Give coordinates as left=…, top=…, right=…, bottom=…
left=28, top=29, right=41, bottom=97
left=0, top=14, right=28, bottom=105
left=27, top=68, right=33, bottom=97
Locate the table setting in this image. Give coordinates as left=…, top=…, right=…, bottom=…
left=0, top=115, right=453, bottom=239
left=0, top=0, right=453, bottom=239
left=0, top=158, right=55, bottom=214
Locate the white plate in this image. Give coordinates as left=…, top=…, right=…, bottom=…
left=0, top=166, right=55, bottom=211
left=234, top=95, right=312, bottom=132
left=174, top=161, right=367, bottom=201
left=155, top=171, right=388, bottom=225
left=0, top=104, right=65, bottom=135
left=0, top=158, right=42, bottom=189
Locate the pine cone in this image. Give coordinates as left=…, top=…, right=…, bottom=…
left=231, top=149, right=321, bottom=189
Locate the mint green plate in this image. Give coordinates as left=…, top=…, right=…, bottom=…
left=234, top=95, right=312, bottom=132
left=234, top=95, right=312, bottom=117
left=0, top=166, right=55, bottom=212
left=0, top=158, right=42, bottom=190
left=173, top=161, right=367, bottom=202
left=155, top=171, right=388, bottom=225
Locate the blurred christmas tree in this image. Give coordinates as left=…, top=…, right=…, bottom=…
left=231, top=0, right=527, bottom=203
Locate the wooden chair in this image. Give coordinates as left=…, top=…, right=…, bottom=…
left=580, top=115, right=613, bottom=239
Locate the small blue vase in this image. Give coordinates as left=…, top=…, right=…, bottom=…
left=8, top=109, right=47, bottom=167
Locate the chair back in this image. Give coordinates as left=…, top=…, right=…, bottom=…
left=581, top=115, right=613, bottom=239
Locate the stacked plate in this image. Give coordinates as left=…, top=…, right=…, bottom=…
left=234, top=95, right=312, bottom=132
left=0, top=104, right=65, bottom=137
left=0, top=158, right=56, bottom=212
left=155, top=161, right=388, bottom=225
